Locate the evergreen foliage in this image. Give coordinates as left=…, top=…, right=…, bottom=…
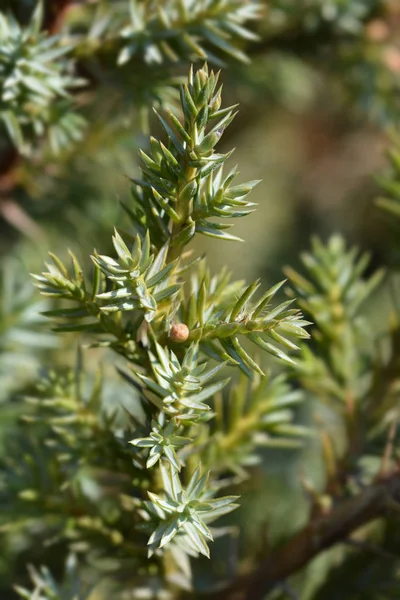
left=0, top=2, right=85, bottom=153
left=24, top=65, right=309, bottom=578
left=1, top=1, right=400, bottom=600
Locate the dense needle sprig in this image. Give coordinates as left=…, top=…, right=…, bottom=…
left=0, top=2, right=85, bottom=153
left=31, top=64, right=309, bottom=569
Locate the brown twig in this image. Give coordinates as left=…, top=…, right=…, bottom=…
left=246, top=471, right=400, bottom=600
left=379, top=412, right=399, bottom=477
left=0, top=199, right=44, bottom=241
left=0, top=146, right=19, bottom=190
left=195, top=470, right=400, bottom=600
left=43, top=0, right=75, bottom=34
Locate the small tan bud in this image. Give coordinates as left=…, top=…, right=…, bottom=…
left=169, top=323, right=189, bottom=343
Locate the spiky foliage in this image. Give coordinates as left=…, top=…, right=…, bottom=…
left=376, top=131, right=400, bottom=219
left=12, top=233, right=400, bottom=600
left=77, top=0, right=261, bottom=68
left=281, top=236, right=399, bottom=515
left=256, top=233, right=400, bottom=600
left=15, top=65, right=309, bottom=590
left=144, top=463, right=238, bottom=559
left=0, top=258, right=56, bottom=402
left=15, top=555, right=94, bottom=600
left=3, top=3, right=400, bottom=599
left=176, top=262, right=310, bottom=374
left=0, top=0, right=262, bottom=168
left=33, top=65, right=309, bottom=378
left=201, top=373, right=310, bottom=480
left=125, top=63, right=261, bottom=248
left=0, top=367, right=147, bottom=556
left=286, top=235, right=384, bottom=407
left=0, top=2, right=85, bottom=153
left=1, top=362, right=308, bottom=593
left=3, top=68, right=400, bottom=600
left=116, top=0, right=262, bottom=66
left=129, top=342, right=229, bottom=423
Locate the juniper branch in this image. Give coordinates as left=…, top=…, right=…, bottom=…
left=32, top=64, right=309, bottom=567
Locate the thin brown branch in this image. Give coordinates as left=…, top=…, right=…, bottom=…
left=246, top=471, right=400, bottom=600
left=0, top=199, right=44, bottom=241
left=0, top=146, right=19, bottom=188
left=379, top=413, right=399, bottom=477
left=199, top=471, right=400, bottom=600
left=43, top=0, right=75, bottom=34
